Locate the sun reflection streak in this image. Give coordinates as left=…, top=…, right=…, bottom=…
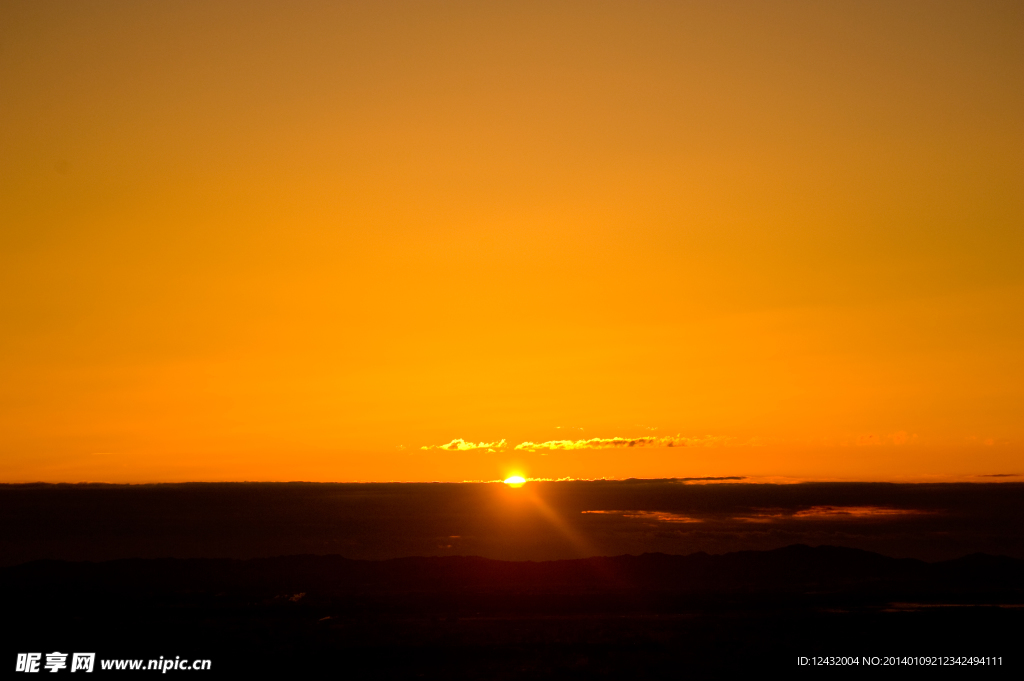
left=498, top=480, right=597, bottom=558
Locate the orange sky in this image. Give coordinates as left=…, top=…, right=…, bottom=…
left=1, top=1, right=1021, bottom=483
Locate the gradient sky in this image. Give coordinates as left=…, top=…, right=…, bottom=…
left=2, top=1, right=1021, bottom=482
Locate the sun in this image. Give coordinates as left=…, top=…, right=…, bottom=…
left=503, top=476, right=526, bottom=488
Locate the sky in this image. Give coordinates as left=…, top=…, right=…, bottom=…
left=1, top=1, right=1022, bottom=483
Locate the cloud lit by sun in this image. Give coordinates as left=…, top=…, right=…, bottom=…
left=421, top=439, right=508, bottom=453
left=514, top=435, right=732, bottom=452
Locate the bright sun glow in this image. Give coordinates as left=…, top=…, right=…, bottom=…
left=503, top=476, right=526, bottom=488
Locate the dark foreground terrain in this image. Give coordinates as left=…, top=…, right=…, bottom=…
left=3, top=545, right=1020, bottom=677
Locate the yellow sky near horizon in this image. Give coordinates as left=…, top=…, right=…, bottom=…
left=2, top=1, right=1022, bottom=483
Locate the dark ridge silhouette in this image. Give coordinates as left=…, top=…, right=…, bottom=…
left=3, top=545, right=1020, bottom=676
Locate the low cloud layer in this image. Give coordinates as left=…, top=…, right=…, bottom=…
left=421, top=439, right=507, bottom=452
left=582, top=510, right=702, bottom=524
left=733, top=506, right=929, bottom=523
left=418, top=435, right=731, bottom=454
left=515, top=435, right=730, bottom=452
left=2, top=481, right=1022, bottom=564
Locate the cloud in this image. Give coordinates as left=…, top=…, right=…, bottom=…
left=421, top=439, right=507, bottom=453
left=792, top=506, right=926, bottom=519
left=421, top=435, right=732, bottom=454
left=735, top=506, right=928, bottom=522
left=581, top=510, right=702, bottom=524
left=674, top=476, right=746, bottom=483
left=514, top=435, right=730, bottom=452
